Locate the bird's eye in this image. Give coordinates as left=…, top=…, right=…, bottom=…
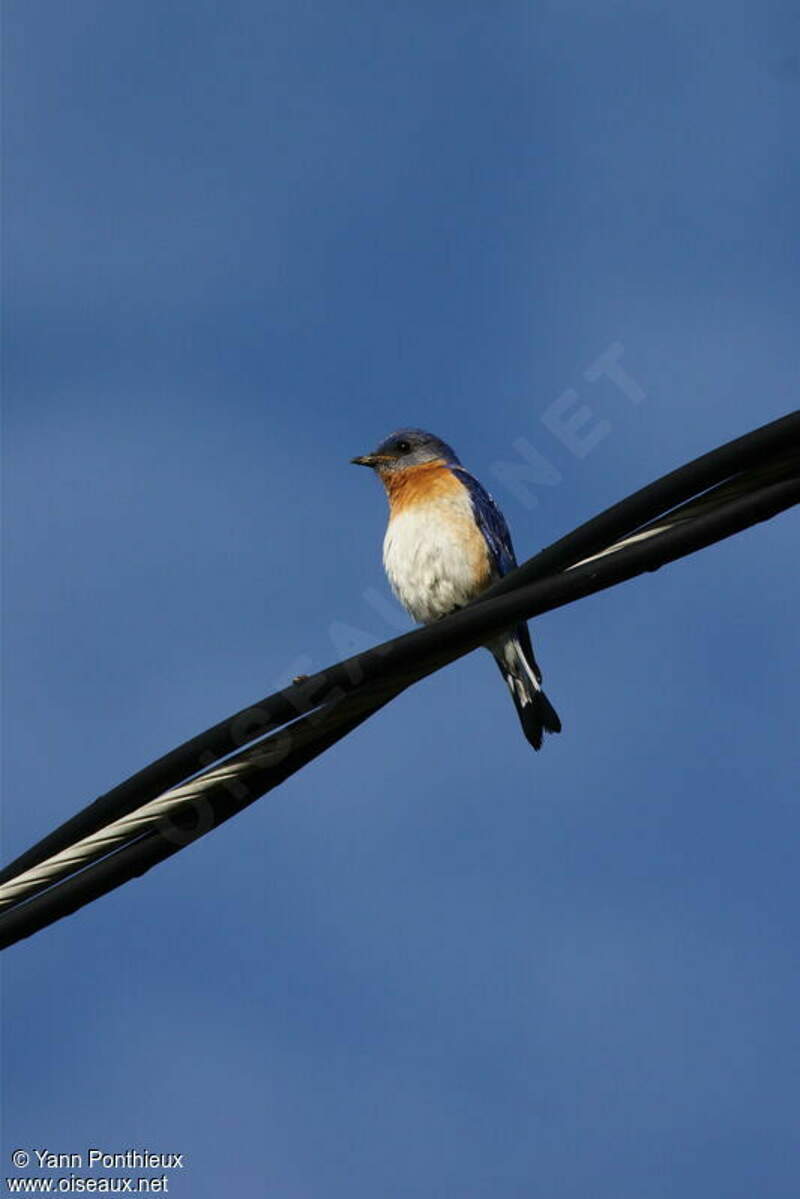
left=395, top=440, right=411, bottom=454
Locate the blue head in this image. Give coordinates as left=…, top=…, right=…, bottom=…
left=351, top=428, right=461, bottom=474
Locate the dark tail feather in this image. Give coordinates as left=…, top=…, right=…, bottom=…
left=492, top=635, right=562, bottom=752
left=513, top=687, right=562, bottom=752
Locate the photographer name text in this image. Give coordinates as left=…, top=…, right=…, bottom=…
left=26, top=1152, right=184, bottom=1171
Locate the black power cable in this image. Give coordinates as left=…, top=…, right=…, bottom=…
left=4, top=411, right=797, bottom=891
left=0, top=677, right=406, bottom=950
left=1, top=412, right=798, bottom=950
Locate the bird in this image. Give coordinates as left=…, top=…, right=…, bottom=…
left=352, top=428, right=561, bottom=750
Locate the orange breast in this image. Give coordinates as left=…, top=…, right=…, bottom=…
left=380, top=460, right=465, bottom=514
left=380, top=461, right=495, bottom=603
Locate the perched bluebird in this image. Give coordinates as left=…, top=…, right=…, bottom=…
left=352, top=428, right=561, bottom=750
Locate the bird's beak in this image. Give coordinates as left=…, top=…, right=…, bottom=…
left=351, top=454, right=379, bottom=467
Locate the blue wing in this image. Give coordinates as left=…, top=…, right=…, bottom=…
left=453, top=467, right=544, bottom=684
left=452, top=468, right=517, bottom=577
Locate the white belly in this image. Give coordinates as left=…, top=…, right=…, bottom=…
left=383, top=503, right=494, bottom=624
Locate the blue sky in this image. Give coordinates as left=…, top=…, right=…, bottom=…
left=2, top=2, right=799, bottom=1195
